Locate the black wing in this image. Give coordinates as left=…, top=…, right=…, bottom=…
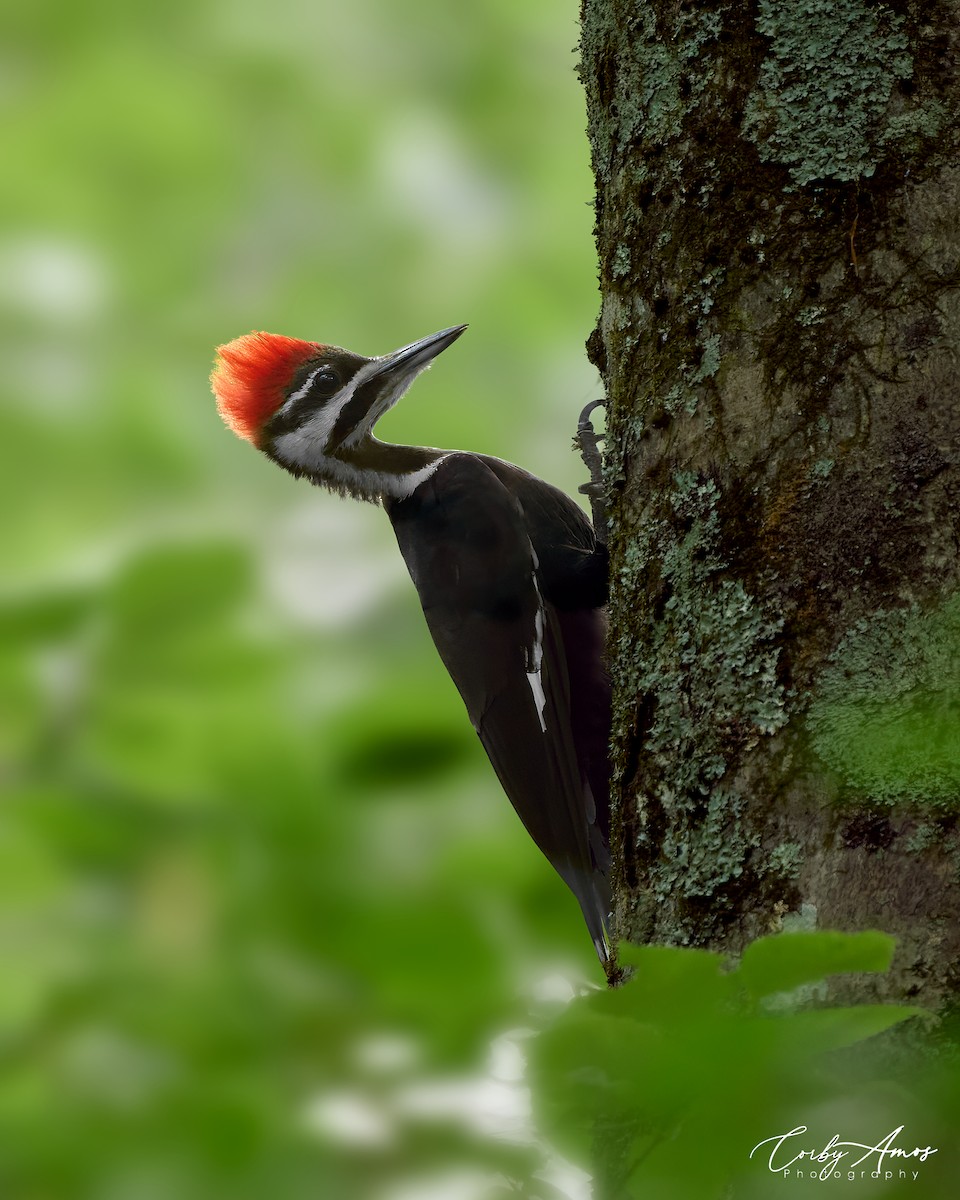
left=385, top=453, right=610, bottom=959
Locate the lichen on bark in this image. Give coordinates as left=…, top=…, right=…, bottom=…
left=580, top=0, right=960, bottom=1006
left=612, top=470, right=787, bottom=938
left=744, top=0, right=915, bottom=186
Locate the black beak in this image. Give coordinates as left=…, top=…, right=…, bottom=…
left=324, top=325, right=468, bottom=452
left=370, top=324, right=468, bottom=384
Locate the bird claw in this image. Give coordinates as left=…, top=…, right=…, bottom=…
left=573, top=398, right=608, bottom=542
left=577, top=397, right=606, bottom=433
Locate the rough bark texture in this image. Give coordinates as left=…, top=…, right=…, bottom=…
left=579, top=0, right=960, bottom=1009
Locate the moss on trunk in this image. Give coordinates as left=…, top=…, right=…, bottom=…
left=579, top=0, right=960, bottom=1008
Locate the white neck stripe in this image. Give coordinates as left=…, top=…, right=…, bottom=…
left=272, top=449, right=449, bottom=502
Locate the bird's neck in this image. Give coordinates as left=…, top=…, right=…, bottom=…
left=294, top=435, right=447, bottom=503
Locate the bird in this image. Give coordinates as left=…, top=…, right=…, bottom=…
left=211, top=324, right=612, bottom=963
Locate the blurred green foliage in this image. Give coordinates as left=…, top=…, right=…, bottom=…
left=532, top=933, right=957, bottom=1200
left=6, top=5, right=956, bottom=1200
left=3, top=0, right=602, bottom=1195
left=807, top=597, right=960, bottom=807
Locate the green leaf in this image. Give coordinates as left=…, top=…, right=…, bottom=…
left=738, top=929, right=896, bottom=999
left=532, top=1009, right=653, bottom=1160
left=533, top=937, right=923, bottom=1193
left=773, top=1003, right=922, bottom=1053
left=612, top=943, right=730, bottom=1020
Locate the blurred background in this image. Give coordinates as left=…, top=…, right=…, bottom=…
left=1, top=1, right=601, bottom=1196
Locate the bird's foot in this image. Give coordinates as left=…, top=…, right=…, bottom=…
left=573, top=398, right=608, bottom=543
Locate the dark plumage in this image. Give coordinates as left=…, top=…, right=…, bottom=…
left=387, top=453, right=610, bottom=957
left=211, top=325, right=612, bottom=961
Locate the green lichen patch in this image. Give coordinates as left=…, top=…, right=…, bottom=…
left=579, top=5, right=724, bottom=177
left=744, top=0, right=913, bottom=186
left=807, top=595, right=960, bottom=807
left=657, top=788, right=759, bottom=914
left=767, top=840, right=804, bottom=881
left=905, top=822, right=940, bottom=854
left=616, top=473, right=790, bottom=770
left=611, top=472, right=789, bottom=936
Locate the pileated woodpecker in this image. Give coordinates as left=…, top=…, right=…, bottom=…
left=211, top=325, right=612, bottom=962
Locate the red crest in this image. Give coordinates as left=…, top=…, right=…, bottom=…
left=211, top=332, right=321, bottom=444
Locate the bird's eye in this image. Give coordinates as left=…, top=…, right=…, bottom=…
left=313, top=367, right=341, bottom=397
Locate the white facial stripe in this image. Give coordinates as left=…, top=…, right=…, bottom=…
left=329, top=357, right=387, bottom=427
left=269, top=350, right=449, bottom=502
left=340, top=359, right=430, bottom=449
left=273, top=358, right=386, bottom=470
left=284, top=365, right=324, bottom=407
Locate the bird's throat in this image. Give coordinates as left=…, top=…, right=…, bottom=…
left=298, top=436, right=446, bottom=503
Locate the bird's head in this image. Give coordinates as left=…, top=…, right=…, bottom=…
left=211, top=324, right=467, bottom=499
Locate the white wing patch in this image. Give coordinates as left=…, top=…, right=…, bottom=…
left=526, top=551, right=548, bottom=734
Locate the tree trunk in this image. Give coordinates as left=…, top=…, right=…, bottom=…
left=579, top=0, right=960, bottom=1009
